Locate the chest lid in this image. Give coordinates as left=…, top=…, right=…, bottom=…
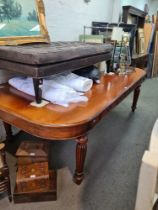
left=16, top=141, right=48, bottom=157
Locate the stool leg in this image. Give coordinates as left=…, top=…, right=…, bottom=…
left=106, top=60, right=111, bottom=73
left=3, top=122, right=13, bottom=142
left=33, top=78, right=43, bottom=104
left=131, top=85, right=141, bottom=112
left=74, top=135, right=88, bottom=185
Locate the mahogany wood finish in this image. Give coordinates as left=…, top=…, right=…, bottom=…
left=16, top=141, right=48, bottom=158
left=1, top=68, right=146, bottom=184
left=74, top=135, right=88, bottom=185
left=131, top=85, right=141, bottom=112
left=13, top=170, right=57, bottom=203
left=16, top=141, right=49, bottom=166
left=16, top=162, right=49, bottom=192
left=0, top=68, right=146, bottom=140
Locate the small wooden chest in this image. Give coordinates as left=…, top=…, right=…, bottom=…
left=16, top=141, right=48, bottom=165
left=14, top=170, right=57, bottom=203
left=16, top=162, right=49, bottom=192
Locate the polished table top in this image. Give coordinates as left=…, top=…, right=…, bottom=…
left=0, top=68, right=146, bottom=140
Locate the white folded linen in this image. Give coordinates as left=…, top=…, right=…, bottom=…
left=9, top=77, right=35, bottom=96
left=51, top=73, right=93, bottom=92
left=8, top=77, right=88, bottom=107
left=43, top=78, right=84, bottom=96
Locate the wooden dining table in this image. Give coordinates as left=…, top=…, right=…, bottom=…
left=0, top=68, right=146, bottom=185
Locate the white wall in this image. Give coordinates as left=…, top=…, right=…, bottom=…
left=121, top=0, right=149, bottom=10
left=112, top=0, right=122, bottom=22
left=44, top=0, right=114, bottom=41
left=0, top=0, right=115, bottom=84
left=149, top=0, right=158, bottom=15
left=112, top=0, right=149, bottom=23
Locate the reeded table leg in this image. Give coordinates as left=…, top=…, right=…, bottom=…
left=74, top=135, right=88, bottom=185
left=131, top=85, right=141, bottom=112
left=3, top=122, right=13, bottom=142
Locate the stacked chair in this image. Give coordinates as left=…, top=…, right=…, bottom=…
left=0, top=143, right=12, bottom=202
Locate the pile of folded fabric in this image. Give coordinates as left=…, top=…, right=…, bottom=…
left=8, top=73, right=93, bottom=107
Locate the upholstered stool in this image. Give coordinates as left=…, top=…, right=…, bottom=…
left=0, top=143, right=12, bottom=202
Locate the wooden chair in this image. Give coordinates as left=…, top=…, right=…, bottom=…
left=0, top=143, right=12, bottom=202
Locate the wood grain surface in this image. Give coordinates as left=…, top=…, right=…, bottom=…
left=13, top=170, right=57, bottom=203
left=0, top=68, right=146, bottom=140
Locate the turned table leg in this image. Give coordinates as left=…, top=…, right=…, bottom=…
left=33, top=78, right=43, bottom=104
left=3, top=122, right=13, bottom=142
left=131, top=85, right=141, bottom=112
left=73, top=135, right=88, bottom=185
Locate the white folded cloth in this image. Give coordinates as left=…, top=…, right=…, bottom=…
left=51, top=73, right=93, bottom=92
left=9, top=77, right=35, bottom=96
left=8, top=77, right=88, bottom=107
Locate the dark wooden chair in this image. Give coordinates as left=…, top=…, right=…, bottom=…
left=0, top=143, right=12, bottom=202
